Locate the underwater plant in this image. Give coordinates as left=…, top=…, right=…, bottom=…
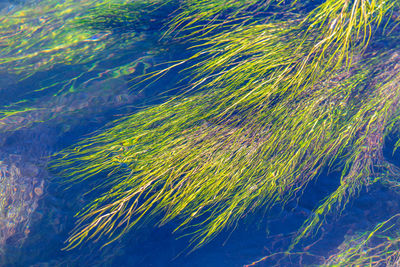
left=48, top=0, right=400, bottom=264
left=323, top=213, right=400, bottom=266
left=0, top=0, right=175, bottom=133
left=0, top=0, right=165, bottom=76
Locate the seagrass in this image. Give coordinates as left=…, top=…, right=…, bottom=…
left=47, top=0, right=400, bottom=263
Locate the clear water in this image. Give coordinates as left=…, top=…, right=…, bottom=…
left=1, top=1, right=399, bottom=266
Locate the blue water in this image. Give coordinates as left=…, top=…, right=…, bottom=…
left=1, top=1, right=400, bottom=266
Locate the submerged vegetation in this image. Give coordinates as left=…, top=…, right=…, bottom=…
left=51, top=0, right=400, bottom=259
left=3, top=0, right=400, bottom=265
left=0, top=0, right=171, bottom=133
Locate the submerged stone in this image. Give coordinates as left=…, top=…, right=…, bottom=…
left=0, top=154, right=43, bottom=247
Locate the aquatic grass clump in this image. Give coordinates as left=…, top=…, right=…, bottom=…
left=167, top=0, right=273, bottom=36
left=74, top=0, right=176, bottom=33
left=51, top=0, right=400, bottom=258
left=0, top=0, right=170, bottom=132
left=0, top=0, right=173, bottom=94
left=323, top=214, right=400, bottom=266
left=0, top=0, right=111, bottom=76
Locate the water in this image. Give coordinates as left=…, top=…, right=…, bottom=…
left=1, top=0, right=399, bottom=266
